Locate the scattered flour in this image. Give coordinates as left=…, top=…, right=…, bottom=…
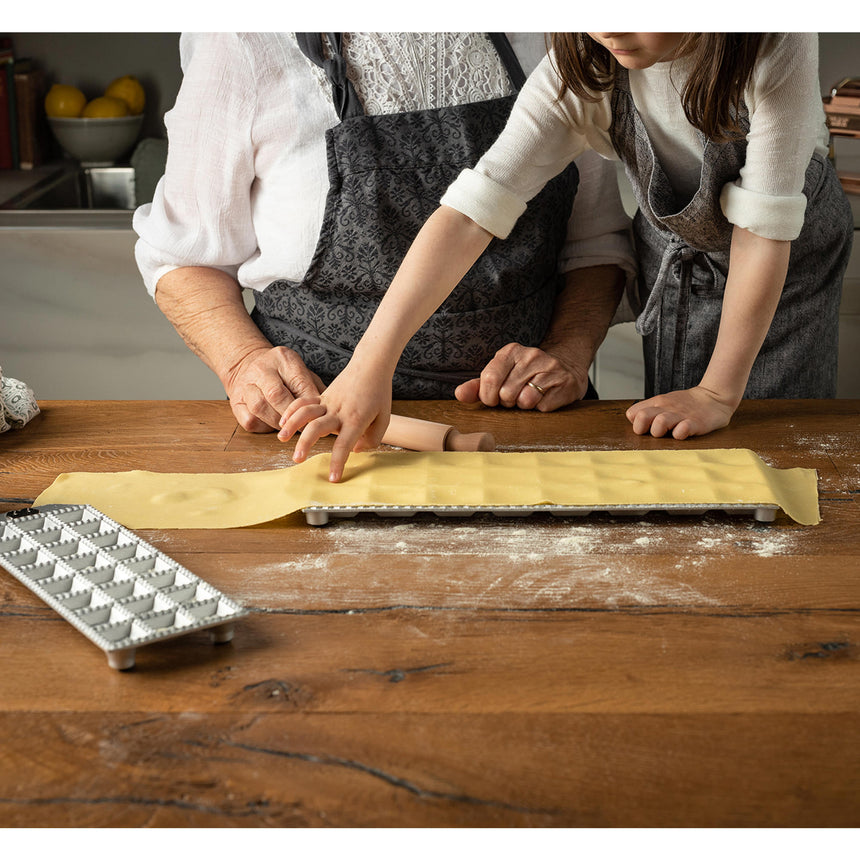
left=310, top=515, right=798, bottom=560
left=784, top=432, right=854, bottom=458
left=237, top=512, right=803, bottom=608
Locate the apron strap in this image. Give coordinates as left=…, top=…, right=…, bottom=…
left=487, top=33, right=527, bottom=91
left=295, top=33, right=365, bottom=120
left=295, top=33, right=529, bottom=122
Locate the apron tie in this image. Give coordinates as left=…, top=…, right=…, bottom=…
left=636, top=240, right=694, bottom=336
left=635, top=240, right=725, bottom=337
left=322, top=49, right=364, bottom=120
left=295, top=33, right=364, bottom=120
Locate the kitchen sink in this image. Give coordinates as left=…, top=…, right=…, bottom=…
left=1, top=166, right=137, bottom=210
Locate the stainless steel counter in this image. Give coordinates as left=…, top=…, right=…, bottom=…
left=0, top=162, right=135, bottom=229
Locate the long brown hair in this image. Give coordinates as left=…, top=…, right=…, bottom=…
left=549, top=33, right=765, bottom=142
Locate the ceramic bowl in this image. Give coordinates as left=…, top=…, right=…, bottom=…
left=47, top=114, right=144, bottom=166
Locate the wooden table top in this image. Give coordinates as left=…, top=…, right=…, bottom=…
left=1, top=398, right=858, bottom=827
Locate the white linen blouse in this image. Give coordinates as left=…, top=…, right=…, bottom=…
left=133, top=32, right=636, bottom=298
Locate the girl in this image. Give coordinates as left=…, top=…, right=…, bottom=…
left=281, top=33, right=854, bottom=483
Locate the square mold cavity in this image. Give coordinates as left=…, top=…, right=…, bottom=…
left=1, top=504, right=249, bottom=670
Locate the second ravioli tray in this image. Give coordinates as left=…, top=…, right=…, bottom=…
left=0, top=504, right=248, bottom=670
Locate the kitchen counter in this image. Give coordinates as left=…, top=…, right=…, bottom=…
left=1, top=398, right=858, bottom=827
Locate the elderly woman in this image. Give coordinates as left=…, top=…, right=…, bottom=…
left=134, top=33, right=635, bottom=432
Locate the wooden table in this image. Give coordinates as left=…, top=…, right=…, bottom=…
left=1, top=399, right=858, bottom=827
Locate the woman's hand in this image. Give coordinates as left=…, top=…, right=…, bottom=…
left=626, top=386, right=737, bottom=439
left=154, top=266, right=325, bottom=432
left=225, top=345, right=325, bottom=432
left=455, top=342, right=590, bottom=411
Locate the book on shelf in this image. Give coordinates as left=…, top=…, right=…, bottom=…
left=824, top=77, right=860, bottom=140
left=828, top=77, right=860, bottom=100
left=14, top=58, right=49, bottom=169
left=0, top=36, right=15, bottom=169
left=826, top=112, right=860, bottom=138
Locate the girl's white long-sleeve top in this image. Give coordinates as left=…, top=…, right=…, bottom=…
left=133, top=32, right=636, bottom=298
left=442, top=33, right=830, bottom=243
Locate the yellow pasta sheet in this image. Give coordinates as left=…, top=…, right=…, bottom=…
left=32, top=448, right=820, bottom=529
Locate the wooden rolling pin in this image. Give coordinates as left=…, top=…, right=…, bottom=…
left=381, top=414, right=495, bottom=452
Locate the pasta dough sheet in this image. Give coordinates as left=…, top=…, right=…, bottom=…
left=33, top=448, right=820, bottom=529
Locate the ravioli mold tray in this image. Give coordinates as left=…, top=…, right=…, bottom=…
left=303, top=502, right=779, bottom=526
left=1, top=504, right=249, bottom=670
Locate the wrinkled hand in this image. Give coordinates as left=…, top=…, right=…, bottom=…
left=225, top=346, right=325, bottom=433
left=278, top=361, right=392, bottom=482
left=455, top=342, right=589, bottom=412
left=626, top=386, right=737, bottom=439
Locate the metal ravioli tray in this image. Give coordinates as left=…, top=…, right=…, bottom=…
left=0, top=504, right=248, bottom=670
left=303, top=502, right=779, bottom=526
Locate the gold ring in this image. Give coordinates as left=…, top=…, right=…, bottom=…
left=527, top=381, right=546, bottom=396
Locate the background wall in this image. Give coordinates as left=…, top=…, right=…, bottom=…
left=2, top=32, right=859, bottom=402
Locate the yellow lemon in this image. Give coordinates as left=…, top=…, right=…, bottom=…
left=104, top=75, right=145, bottom=115
left=81, top=96, right=130, bottom=118
left=44, top=84, right=87, bottom=118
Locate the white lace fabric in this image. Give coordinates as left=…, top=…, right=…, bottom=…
left=311, top=33, right=515, bottom=115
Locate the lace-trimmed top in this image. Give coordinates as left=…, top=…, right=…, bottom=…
left=312, top=33, right=515, bottom=113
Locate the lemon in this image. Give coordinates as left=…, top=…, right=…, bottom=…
left=44, top=84, right=87, bottom=118
left=104, top=75, right=145, bottom=115
left=81, top=96, right=130, bottom=118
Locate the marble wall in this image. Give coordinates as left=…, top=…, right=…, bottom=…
left=0, top=228, right=227, bottom=400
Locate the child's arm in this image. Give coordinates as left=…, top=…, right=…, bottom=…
left=279, top=205, right=493, bottom=482
left=626, top=226, right=791, bottom=439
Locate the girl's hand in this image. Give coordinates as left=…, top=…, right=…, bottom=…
left=278, top=362, right=393, bottom=482
left=277, top=206, right=494, bottom=481
left=626, top=386, right=737, bottom=439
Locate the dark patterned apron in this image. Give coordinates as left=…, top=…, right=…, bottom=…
left=609, top=68, right=853, bottom=399
left=251, top=33, right=580, bottom=398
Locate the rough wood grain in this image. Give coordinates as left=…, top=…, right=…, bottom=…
left=1, top=399, right=858, bottom=827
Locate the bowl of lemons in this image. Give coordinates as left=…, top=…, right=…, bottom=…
left=45, top=76, right=146, bottom=166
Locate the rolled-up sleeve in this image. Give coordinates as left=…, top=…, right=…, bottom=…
left=720, top=183, right=808, bottom=241
left=133, top=33, right=259, bottom=298
left=440, top=168, right=527, bottom=239
left=441, top=53, right=613, bottom=238
left=719, top=33, right=827, bottom=241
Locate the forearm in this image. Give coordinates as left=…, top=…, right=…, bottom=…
left=155, top=266, right=271, bottom=389
left=352, top=205, right=493, bottom=372
left=539, top=264, right=626, bottom=373
left=700, top=226, right=791, bottom=405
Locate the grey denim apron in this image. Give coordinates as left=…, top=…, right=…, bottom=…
left=251, top=34, right=581, bottom=399
left=610, top=68, right=854, bottom=399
